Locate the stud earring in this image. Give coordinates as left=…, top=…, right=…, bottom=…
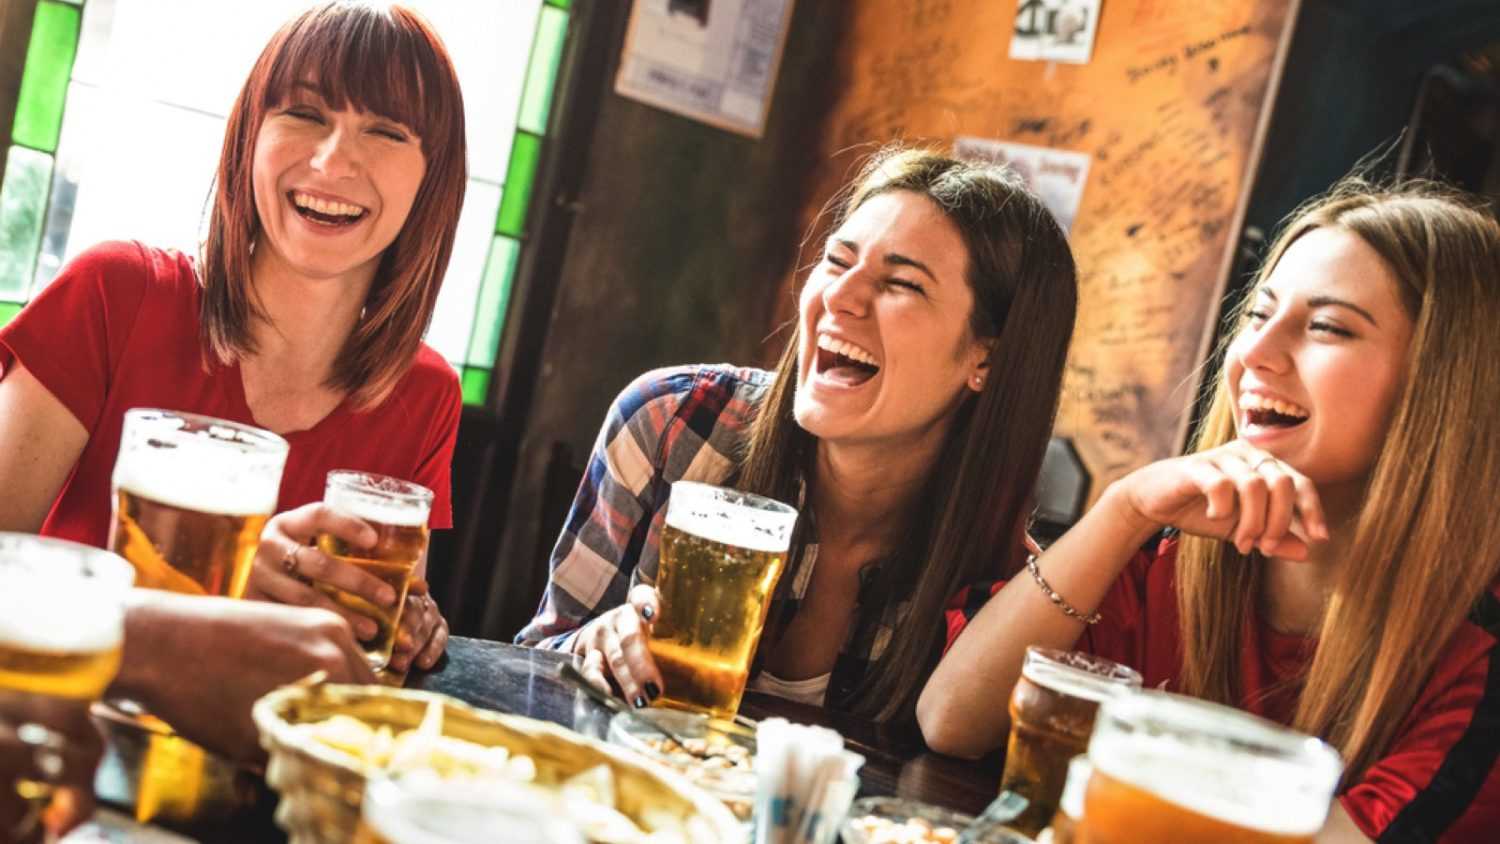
left=972, top=375, right=985, bottom=389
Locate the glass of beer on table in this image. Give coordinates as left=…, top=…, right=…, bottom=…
left=647, top=481, right=798, bottom=718
left=110, top=409, right=289, bottom=597
left=315, top=471, right=433, bottom=670
left=999, top=647, right=1141, bottom=837
left=1080, top=689, right=1343, bottom=844
left=0, top=534, right=134, bottom=828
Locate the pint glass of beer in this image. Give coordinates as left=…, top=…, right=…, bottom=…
left=998, top=647, right=1141, bottom=837
left=1045, top=755, right=1092, bottom=844
left=647, top=481, right=798, bottom=718
left=0, top=533, right=134, bottom=699
left=354, top=773, right=584, bottom=844
left=110, top=409, right=289, bottom=597
left=315, top=471, right=433, bottom=670
left=1081, top=690, right=1343, bottom=844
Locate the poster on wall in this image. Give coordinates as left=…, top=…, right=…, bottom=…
left=615, top=0, right=796, bottom=138
left=1010, top=0, right=1103, bottom=64
left=954, top=136, right=1091, bottom=234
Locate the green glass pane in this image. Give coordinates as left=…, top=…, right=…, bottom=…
left=461, top=367, right=491, bottom=406
left=0, top=147, right=54, bottom=300
left=12, top=1, right=82, bottom=153
left=496, top=132, right=541, bottom=237
left=467, top=236, right=521, bottom=367
left=0, top=302, right=22, bottom=329
left=518, top=6, right=569, bottom=135
left=544, top=0, right=570, bottom=9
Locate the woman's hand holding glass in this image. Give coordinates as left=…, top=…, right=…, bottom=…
left=244, top=500, right=449, bottom=672
left=244, top=503, right=396, bottom=641
left=574, top=585, right=663, bottom=708
left=1114, top=441, right=1330, bottom=558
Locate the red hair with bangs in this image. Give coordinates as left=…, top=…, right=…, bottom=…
left=201, top=1, right=467, bottom=408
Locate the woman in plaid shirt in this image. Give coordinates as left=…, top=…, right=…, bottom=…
left=518, top=146, right=1079, bottom=723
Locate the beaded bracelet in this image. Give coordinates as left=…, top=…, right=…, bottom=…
left=1026, top=554, right=1102, bottom=625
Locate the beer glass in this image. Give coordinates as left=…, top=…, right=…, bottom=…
left=0, top=534, right=133, bottom=699
left=647, top=481, right=798, bottom=718
left=0, top=533, right=133, bottom=837
left=999, top=647, right=1141, bottom=837
left=1045, top=755, right=1091, bottom=844
left=354, top=773, right=584, bottom=844
left=110, top=409, right=289, bottom=597
left=1081, top=690, right=1343, bottom=844
left=315, top=471, right=433, bottom=670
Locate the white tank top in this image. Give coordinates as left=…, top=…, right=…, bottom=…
left=747, top=670, right=831, bottom=706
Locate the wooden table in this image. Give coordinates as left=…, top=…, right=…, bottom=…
left=116, top=636, right=1004, bottom=841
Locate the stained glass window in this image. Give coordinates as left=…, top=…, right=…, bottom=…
left=0, top=0, right=572, bottom=407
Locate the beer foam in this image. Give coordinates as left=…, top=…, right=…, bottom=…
left=113, top=446, right=281, bottom=515
left=325, top=486, right=430, bottom=527
left=1022, top=659, right=1136, bottom=702
left=1090, top=728, right=1333, bottom=835
left=663, top=485, right=797, bottom=554
left=0, top=579, right=124, bottom=653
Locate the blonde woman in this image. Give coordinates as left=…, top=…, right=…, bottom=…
left=921, top=179, right=1500, bottom=843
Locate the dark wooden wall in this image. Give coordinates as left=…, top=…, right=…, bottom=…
left=1244, top=0, right=1500, bottom=241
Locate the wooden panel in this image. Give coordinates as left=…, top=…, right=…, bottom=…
left=788, top=0, right=1297, bottom=498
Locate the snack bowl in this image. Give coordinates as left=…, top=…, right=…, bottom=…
left=606, top=708, right=757, bottom=820
left=840, top=797, right=1036, bottom=844
left=252, top=677, right=742, bottom=843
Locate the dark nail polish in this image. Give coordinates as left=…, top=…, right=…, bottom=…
left=633, top=695, right=647, bottom=709
left=645, top=683, right=660, bottom=700
left=641, top=605, right=654, bottom=621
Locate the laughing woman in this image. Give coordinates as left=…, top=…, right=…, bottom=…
left=920, top=179, right=1500, bottom=843
left=518, top=147, right=1079, bottom=723
left=0, top=3, right=464, bottom=672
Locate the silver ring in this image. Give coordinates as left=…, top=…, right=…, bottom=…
left=1251, top=455, right=1278, bottom=471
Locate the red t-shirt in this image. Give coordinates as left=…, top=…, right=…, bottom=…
left=0, top=241, right=461, bottom=547
left=945, top=537, right=1500, bottom=843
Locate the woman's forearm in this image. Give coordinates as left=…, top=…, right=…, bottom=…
left=916, top=483, right=1159, bottom=757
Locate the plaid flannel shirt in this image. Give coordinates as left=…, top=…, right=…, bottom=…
left=516, top=363, right=997, bottom=712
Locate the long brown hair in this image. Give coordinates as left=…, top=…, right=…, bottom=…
left=200, top=1, right=467, bottom=408
left=740, top=147, right=1080, bottom=721
left=1177, top=177, right=1500, bottom=782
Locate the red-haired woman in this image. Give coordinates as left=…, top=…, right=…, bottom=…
left=0, top=3, right=465, bottom=673
left=921, top=178, right=1500, bottom=843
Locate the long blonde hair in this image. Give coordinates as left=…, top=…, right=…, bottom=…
left=1177, top=177, right=1500, bottom=782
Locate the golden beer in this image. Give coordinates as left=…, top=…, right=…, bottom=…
left=109, top=410, right=288, bottom=597
left=647, top=482, right=798, bottom=718
left=999, top=647, right=1140, bottom=837
left=0, top=534, right=133, bottom=700
left=315, top=471, right=433, bottom=669
left=1081, top=690, right=1343, bottom=844
left=354, top=774, right=583, bottom=844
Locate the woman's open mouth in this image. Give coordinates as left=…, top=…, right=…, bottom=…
left=289, top=190, right=368, bottom=228
left=814, top=333, right=881, bottom=387
left=1239, top=391, right=1309, bottom=431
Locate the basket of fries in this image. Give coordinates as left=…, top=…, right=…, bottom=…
left=251, top=676, right=742, bottom=843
